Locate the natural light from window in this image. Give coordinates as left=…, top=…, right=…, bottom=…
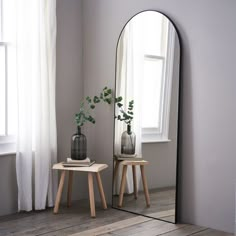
left=0, top=0, right=17, bottom=143
left=130, top=12, right=172, bottom=142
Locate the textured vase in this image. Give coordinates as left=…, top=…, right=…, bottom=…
left=71, top=126, right=87, bottom=160
left=121, top=125, right=136, bottom=155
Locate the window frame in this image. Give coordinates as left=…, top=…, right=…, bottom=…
left=0, top=0, right=16, bottom=155
left=0, top=42, right=8, bottom=134
left=0, top=0, right=3, bottom=41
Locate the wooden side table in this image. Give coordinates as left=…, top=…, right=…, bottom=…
left=52, top=162, right=108, bottom=218
left=118, top=160, right=150, bottom=208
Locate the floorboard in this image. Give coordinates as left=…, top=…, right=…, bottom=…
left=0, top=200, right=233, bottom=236
left=113, top=187, right=176, bottom=222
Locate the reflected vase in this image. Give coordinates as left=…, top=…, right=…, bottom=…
left=121, top=125, right=136, bottom=155
left=71, top=126, right=87, bottom=160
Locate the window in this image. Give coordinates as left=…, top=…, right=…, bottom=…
left=132, top=12, right=175, bottom=142
left=0, top=0, right=17, bottom=154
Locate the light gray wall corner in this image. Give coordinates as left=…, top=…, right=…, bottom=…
left=81, top=0, right=236, bottom=233
left=56, top=0, right=87, bottom=201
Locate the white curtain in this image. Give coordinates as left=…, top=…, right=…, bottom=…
left=15, top=0, right=57, bottom=211
left=114, top=23, right=143, bottom=194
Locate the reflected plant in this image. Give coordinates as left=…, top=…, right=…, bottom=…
left=115, top=97, right=135, bottom=154
left=115, top=96, right=134, bottom=126
left=75, top=87, right=112, bottom=127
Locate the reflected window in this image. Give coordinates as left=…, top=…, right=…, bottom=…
left=126, top=12, right=175, bottom=142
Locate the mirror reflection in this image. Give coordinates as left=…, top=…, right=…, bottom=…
left=112, top=11, right=180, bottom=223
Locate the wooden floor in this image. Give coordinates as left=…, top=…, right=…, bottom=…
left=0, top=200, right=233, bottom=236
left=113, top=187, right=176, bottom=222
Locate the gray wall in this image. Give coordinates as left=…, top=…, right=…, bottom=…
left=142, top=143, right=177, bottom=190
left=0, top=155, right=17, bottom=216
left=82, top=0, right=236, bottom=233
left=56, top=0, right=88, bottom=201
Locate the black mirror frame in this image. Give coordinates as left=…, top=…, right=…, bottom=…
left=111, top=9, right=182, bottom=224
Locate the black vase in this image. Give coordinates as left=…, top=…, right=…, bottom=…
left=71, top=126, right=87, bottom=160
left=121, top=125, right=136, bottom=155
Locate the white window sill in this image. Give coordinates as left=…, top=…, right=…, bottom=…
left=0, top=151, right=16, bottom=157
left=0, top=142, right=16, bottom=157
left=142, top=139, right=171, bottom=144
left=141, top=132, right=171, bottom=144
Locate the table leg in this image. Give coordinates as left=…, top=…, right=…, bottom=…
left=88, top=172, right=96, bottom=217
left=140, top=165, right=150, bottom=207
left=132, top=165, right=137, bottom=199
left=67, top=170, right=73, bottom=208
left=118, top=165, right=127, bottom=207
left=54, top=170, right=66, bottom=214
left=95, top=172, right=107, bottom=209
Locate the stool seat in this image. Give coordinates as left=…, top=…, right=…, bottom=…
left=53, top=162, right=108, bottom=172
left=53, top=162, right=108, bottom=218
left=121, top=160, right=149, bottom=166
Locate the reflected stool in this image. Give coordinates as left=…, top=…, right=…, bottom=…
left=118, top=160, right=150, bottom=208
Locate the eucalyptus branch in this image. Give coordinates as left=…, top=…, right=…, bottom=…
left=75, top=87, right=113, bottom=127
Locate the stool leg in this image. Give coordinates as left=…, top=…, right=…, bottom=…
left=132, top=165, right=137, bottom=199
left=118, top=165, right=128, bottom=207
left=67, top=170, right=73, bottom=208
left=54, top=170, right=66, bottom=214
left=88, top=172, right=96, bottom=217
left=96, top=172, right=107, bottom=209
left=140, top=165, right=150, bottom=207
left=113, top=160, right=120, bottom=186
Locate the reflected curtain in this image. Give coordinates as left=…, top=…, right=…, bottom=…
left=114, top=23, right=143, bottom=194
left=15, top=0, right=57, bottom=211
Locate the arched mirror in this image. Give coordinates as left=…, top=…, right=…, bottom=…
left=112, top=10, right=180, bottom=223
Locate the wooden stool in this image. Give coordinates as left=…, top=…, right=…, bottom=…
left=52, top=162, right=108, bottom=218
left=118, top=160, right=150, bottom=208
left=113, top=155, right=142, bottom=185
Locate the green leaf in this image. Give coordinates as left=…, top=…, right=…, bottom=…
left=93, top=96, right=100, bottom=103
left=104, top=98, right=111, bottom=104
left=90, top=104, right=95, bottom=109
left=87, top=115, right=96, bottom=124
left=115, top=96, right=122, bottom=103
left=86, top=96, right=92, bottom=103
left=117, top=103, right=123, bottom=108
left=122, top=113, right=129, bottom=119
